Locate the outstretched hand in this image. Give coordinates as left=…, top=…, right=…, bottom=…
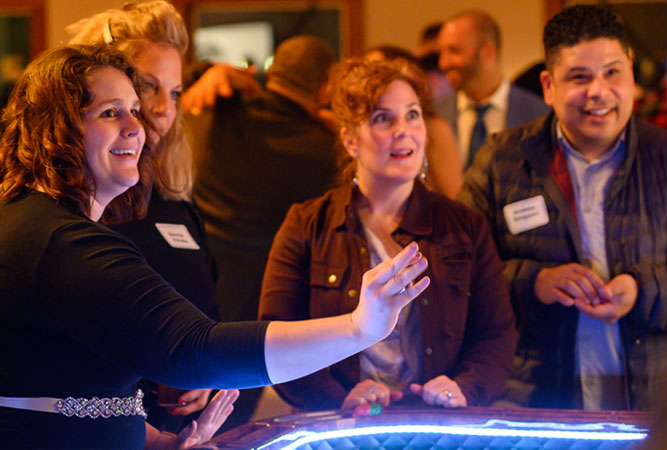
left=352, top=242, right=430, bottom=343
left=171, top=389, right=239, bottom=449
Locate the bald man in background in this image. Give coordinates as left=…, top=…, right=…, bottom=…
left=435, top=10, right=549, bottom=168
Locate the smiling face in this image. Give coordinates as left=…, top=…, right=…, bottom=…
left=342, top=79, right=426, bottom=188
left=134, top=42, right=182, bottom=136
left=540, top=38, right=634, bottom=157
left=82, top=66, right=146, bottom=207
left=438, top=17, right=484, bottom=92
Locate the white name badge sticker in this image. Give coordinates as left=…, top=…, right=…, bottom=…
left=155, top=223, right=200, bottom=250
left=503, top=195, right=550, bottom=235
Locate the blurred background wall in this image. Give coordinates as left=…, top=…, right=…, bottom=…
left=46, top=0, right=544, bottom=79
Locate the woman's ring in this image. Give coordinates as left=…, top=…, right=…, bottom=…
left=441, top=390, right=452, bottom=400
left=368, top=384, right=377, bottom=394
left=398, top=286, right=407, bottom=294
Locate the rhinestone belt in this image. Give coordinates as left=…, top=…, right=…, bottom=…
left=55, top=389, right=147, bottom=419
left=0, top=389, right=147, bottom=419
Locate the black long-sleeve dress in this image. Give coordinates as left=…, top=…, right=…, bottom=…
left=0, top=192, right=269, bottom=449
left=109, top=191, right=219, bottom=432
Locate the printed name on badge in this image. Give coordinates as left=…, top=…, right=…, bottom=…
left=503, top=195, right=550, bottom=235
left=155, top=223, right=200, bottom=250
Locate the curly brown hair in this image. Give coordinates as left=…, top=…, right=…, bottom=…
left=0, top=44, right=159, bottom=221
left=331, top=57, right=431, bottom=131
left=329, top=57, right=431, bottom=183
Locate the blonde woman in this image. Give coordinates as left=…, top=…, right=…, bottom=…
left=67, top=1, right=218, bottom=429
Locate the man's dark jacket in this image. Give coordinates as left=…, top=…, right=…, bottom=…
left=458, top=112, right=667, bottom=410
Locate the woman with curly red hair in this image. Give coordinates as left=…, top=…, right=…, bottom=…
left=259, top=58, right=517, bottom=412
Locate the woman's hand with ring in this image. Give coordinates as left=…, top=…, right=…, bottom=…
left=398, top=281, right=414, bottom=295
left=410, top=375, right=466, bottom=408
left=351, top=242, right=429, bottom=343
left=341, top=379, right=403, bottom=410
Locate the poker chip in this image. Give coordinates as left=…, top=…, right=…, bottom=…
left=352, top=402, right=383, bottom=417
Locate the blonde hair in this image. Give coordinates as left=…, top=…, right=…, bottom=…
left=67, top=0, right=193, bottom=202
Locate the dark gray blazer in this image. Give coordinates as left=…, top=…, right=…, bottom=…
left=434, top=84, right=550, bottom=162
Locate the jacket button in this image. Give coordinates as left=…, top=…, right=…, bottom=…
left=328, top=274, right=337, bottom=284
left=348, top=289, right=358, bottom=298
left=425, top=347, right=433, bottom=356
left=635, top=338, right=641, bottom=345
left=360, top=247, right=367, bottom=256
left=421, top=298, right=429, bottom=306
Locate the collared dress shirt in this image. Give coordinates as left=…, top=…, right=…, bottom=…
left=359, top=226, right=417, bottom=393
left=559, top=125, right=627, bottom=410
left=456, top=78, right=510, bottom=164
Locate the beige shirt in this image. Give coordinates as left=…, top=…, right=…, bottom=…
left=359, top=226, right=416, bottom=392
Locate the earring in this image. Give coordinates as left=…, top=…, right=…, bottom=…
left=353, top=173, right=359, bottom=187
left=419, top=156, right=428, bottom=181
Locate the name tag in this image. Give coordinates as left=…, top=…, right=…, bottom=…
left=155, top=223, right=200, bottom=250
left=503, top=195, right=549, bottom=235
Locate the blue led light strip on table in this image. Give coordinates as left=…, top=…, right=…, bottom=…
left=258, top=421, right=648, bottom=450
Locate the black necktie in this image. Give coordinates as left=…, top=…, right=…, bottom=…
left=467, top=104, right=491, bottom=167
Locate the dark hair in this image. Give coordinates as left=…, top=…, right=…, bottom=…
left=269, top=35, right=336, bottom=96
left=420, top=22, right=443, bottom=44
left=364, top=45, right=418, bottom=65
left=0, top=44, right=159, bottom=221
left=543, top=5, right=628, bottom=71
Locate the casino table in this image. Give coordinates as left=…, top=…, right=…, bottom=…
left=196, top=406, right=656, bottom=450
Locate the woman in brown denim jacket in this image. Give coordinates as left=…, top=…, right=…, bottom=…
left=259, top=58, right=518, bottom=411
